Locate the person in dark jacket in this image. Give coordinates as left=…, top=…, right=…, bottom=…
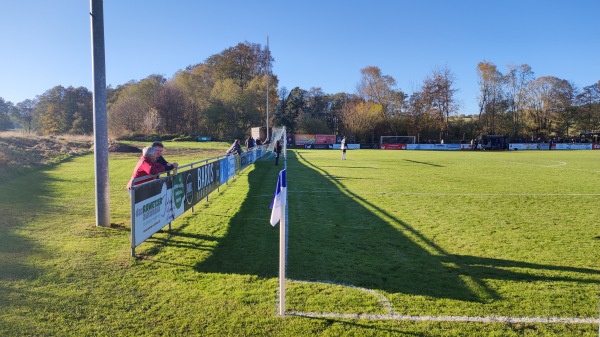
left=152, top=141, right=178, bottom=172
left=245, top=136, right=256, bottom=151
left=274, top=139, right=282, bottom=165
left=226, top=139, right=243, bottom=155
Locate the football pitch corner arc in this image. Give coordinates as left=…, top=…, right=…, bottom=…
left=286, top=311, right=599, bottom=324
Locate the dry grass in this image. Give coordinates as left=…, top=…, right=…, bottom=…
left=0, top=130, right=36, bottom=138
left=0, top=133, right=93, bottom=171
left=0, top=131, right=94, bottom=142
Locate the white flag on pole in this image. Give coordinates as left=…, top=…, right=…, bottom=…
left=270, top=169, right=287, bottom=226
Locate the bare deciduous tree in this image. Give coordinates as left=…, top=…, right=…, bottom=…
left=356, top=66, right=406, bottom=135
left=504, top=64, right=534, bottom=137
left=341, top=99, right=384, bottom=143
left=422, top=66, right=459, bottom=141
left=477, top=61, right=504, bottom=135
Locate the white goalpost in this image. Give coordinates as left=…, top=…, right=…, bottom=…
left=268, top=126, right=286, bottom=147
left=267, top=126, right=287, bottom=159
left=380, top=135, right=416, bottom=144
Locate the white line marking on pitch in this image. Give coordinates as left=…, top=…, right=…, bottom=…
left=353, top=160, right=380, bottom=169
left=286, top=311, right=599, bottom=324
left=498, top=160, right=568, bottom=168
left=499, top=160, right=599, bottom=173
left=543, top=161, right=567, bottom=167
left=364, top=192, right=600, bottom=197
left=292, top=280, right=395, bottom=315
left=278, top=191, right=600, bottom=197
left=285, top=280, right=599, bottom=324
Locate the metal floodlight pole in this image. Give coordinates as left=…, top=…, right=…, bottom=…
left=90, top=0, right=110, bottom=227
left=266, top=36, right=270, bottom=142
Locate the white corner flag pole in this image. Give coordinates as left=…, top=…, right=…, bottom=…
left=278, top=189, right=286, bottom=317
left=270, top=169, right=287, bottom=316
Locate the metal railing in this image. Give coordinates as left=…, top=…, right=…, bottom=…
left=129, top=145, right=267, bottom=187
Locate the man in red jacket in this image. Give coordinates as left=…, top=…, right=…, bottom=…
left=127, top=146, right=165, bottom=190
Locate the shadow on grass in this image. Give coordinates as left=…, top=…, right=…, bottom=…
left=0, top=153, right=102, bottom=274
left=193, top=159, right=283, bottom=278
left=193, top=150, right=599, bottom=302
left=287, top=151, right=481, bottom=301
left=402, top=159, right=444, bottom=167
left=0, top=167, right=57, bottom=306
left=293, top=316, right=428, bottom=336
left=144, top=225, right=217, bottom=254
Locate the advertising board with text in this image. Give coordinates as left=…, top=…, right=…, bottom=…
left=132, top=161, right=221, bottom=248
left=380, top=144, right=407, bottom=150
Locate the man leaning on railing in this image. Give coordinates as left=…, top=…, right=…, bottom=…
left=126, top=146, right=164, bottom=190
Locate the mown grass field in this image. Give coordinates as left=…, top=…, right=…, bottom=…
left=0, top=144, right=599, bottom=336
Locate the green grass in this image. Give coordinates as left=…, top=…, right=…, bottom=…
left=288, top=151, right=599, bottom=316
left=119, top=139, right=231, bottom=150
left=115, top=141, right=236, bottom=175
left=1, top=147, right=599, bottom=336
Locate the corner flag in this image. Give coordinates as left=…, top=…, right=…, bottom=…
left=270, top=169, right=287, bottom=226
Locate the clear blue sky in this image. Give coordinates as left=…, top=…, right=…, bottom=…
left=1, top=0, right=598, bottom=115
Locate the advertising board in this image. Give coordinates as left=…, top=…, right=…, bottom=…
left=315, top=134, right=335, bottom=144
left=294, top=134, right=315, bottom=145
left=380, top=144, right=407, bottom=150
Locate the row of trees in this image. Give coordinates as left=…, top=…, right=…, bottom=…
left=275, top=64, right=599, bottom=143
left=1, top=41, right=599, bottom=143
left=0, top=42, right=275, bottom=139
left=476, top=62, right=600, bottom=141
left=107, top=42, right=274, bottom=140
left=1, top=86, right=93, bottom=135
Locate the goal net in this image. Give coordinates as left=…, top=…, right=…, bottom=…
left=380, top=136, right=416, bottom=144
left=267, top=126, right=287, bottom=159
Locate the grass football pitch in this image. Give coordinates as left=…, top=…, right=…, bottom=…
left=0, top=146, right=598, bottom=336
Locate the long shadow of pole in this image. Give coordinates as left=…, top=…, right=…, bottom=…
left=196, top=151, right=482, bottom=301
left=293, top=150, right=600, bottom=300
left=0, top=167, right=61, bottom=308
left=196, top=149, right=600, bottom=305
left=290, top=151, right=486, bottom=300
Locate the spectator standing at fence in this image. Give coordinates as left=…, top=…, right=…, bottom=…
left=226, top=139, right=243, bottom=155
left=341, top=136, right=347, bottom=160
left=274, top=139, right=282, bottom=165
left=245, top=136, right=255, bottom=151
left=152, top=141, right=178, bottom=173
left=127, top=146, right=164, bottom=189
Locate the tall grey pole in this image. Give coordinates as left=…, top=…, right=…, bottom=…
left=90, top=0, right=110, bottom=227
left=266, top=36, right=270, bottom=142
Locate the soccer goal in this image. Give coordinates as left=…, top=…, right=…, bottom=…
left=380, top=135, right=416, bottom=144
